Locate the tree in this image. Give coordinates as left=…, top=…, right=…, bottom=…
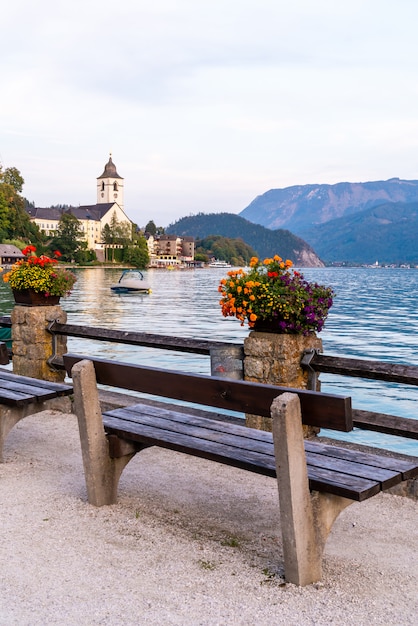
left=0, top=165, right=43, bottom=243
left=144, top=220, right=165, bottom=235
left=52, top=213, right=86, bottom=262
left=102, top=211, right=132, bottom=261
left=123, top=236, right=149, bottom=268
left=145, top=220, right=157, bottom=236
left=2, top=167, right=24, bottom=193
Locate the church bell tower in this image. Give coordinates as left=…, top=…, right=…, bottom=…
left=97, top=154, right=124, bottom=210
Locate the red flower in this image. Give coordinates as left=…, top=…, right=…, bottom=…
left=22, top=245, right=36, bottom=256
left=53, top=250, right=62, bottom=258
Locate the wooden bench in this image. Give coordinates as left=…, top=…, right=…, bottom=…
left=64, top=353, right=418, bottom=586
left=0, top=368, right=73, bottom=461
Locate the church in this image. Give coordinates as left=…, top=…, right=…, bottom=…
left=26, top=155, right=134, bottom=259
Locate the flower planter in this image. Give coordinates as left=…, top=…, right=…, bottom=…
left=3, top=246, right=76, bottom=305
left=12, top=289, right=61, bottom=306
left=252, top=318, right=287, bottom=333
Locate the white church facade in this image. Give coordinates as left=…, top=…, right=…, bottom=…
left=27, top=155, right=134, bottom=258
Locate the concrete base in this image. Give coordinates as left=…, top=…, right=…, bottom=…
left=0, top=395, right=72, bottom=462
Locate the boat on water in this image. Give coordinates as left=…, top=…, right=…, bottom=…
left=208, top=260, right=232, bottom=268
left=110, top=270, right=151, bottom=293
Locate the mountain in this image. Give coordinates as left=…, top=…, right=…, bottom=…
left=166, top=212, right=324, bottom=266
left=300, top=201, right=418, bottom=264
left=239, top=178, right=418, bottom=235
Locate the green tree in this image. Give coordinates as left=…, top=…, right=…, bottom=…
left=102, top=212, right=132, bottom=261
left=145, top=220, right=157, bottom=236
left=0, top=165, right=43, bottom=243
left=2, top=167, right=24, bottom=193
left=52, top=213, right=86, bottom=262
left=123, top=235, right=149, bottom=268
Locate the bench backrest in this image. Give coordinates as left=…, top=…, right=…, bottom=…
left=63, top=353, right=353, bottom=432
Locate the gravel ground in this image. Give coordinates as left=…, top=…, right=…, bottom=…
left=0, top=410, right=417, bottom=626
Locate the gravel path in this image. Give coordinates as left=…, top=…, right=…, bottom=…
left=0, top=410, right=417, bottom=625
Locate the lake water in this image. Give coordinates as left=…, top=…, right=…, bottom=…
left=1, top=266, right=418, bottom=457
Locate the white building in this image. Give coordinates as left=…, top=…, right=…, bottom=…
left=27, top=155, right=134, bottom=258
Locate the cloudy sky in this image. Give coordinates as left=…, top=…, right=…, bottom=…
left=1, top=1, right=418, bottom=227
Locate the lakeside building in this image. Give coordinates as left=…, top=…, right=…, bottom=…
left=0, top=244, right=24, bottom=267
left=26, top=155, right=195, bottom=265
left=146, top=234, right=195, bottom=268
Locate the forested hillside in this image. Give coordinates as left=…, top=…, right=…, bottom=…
left=166, top=212, right=323, bottom=266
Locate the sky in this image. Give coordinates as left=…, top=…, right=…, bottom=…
left=2, top=1, right=418, bottom=228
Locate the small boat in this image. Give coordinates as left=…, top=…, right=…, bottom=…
left=110, top=270, right=151, bottom=293
left=208, top=260, right=232, bottom=268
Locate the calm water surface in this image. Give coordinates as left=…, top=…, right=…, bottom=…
left=1, top=266, right=417, bottom=456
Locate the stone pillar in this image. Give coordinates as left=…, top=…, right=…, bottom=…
left=11, top=305, right=67, bottom=382
left=210, top=345, right=244, bottom=380
left=244, top=331, right=322, bottom=437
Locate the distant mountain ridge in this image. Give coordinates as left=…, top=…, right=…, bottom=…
left=239, top=178, right=418, bottom=234
left=303, top=201, right=418, bottom=264
left=166, top=212, right=323, bottom=266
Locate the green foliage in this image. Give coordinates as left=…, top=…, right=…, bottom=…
left=196, top=235, right=256, bottom=266
left=144, top=220, right=157, bottom=235
left=102, top=212, right=133, bottom=261
left=123, top=237, right=149, bottom=268
left=1, top=167, right=24, bottom=193
left=166, top=212, right=318, bottom=264
left=74, top=249, right=97, bottom=264
left=0, top=165, right=43, bottom=244
left=51, top=213, right=86, bottom=262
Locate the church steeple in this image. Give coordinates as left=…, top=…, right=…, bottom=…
left=97, top=153, right=124, bottom=209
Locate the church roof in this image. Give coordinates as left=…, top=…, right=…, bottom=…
left=26, top=207, right=64, bottom=220
left=69, top=204, right=116, bottom=220
left=97, top=155, right=123, bottom=180
left=26, top=203, right=122, bottom=222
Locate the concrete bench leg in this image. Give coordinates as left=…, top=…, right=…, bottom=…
left=0, top=406, right=28, bottom=462
left=271, top=392, right=351, bottom=586
left=0, top=396, right=71, bottom=462
left=71, top=359, right=136, bottom=506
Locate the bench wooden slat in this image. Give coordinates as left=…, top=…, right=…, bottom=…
left=304, top=440, right=418, bottom=481
left=103, top=413, right=278, bottom=476
left=104, top=406, right=409, bottom=492
left=0, top=370, right=72, bottom=394
left=0, top=381, right=66, bottom=404
left=0, top=387, right=35, bottom=406
left=108, top=403, right=275, bottom=450
left=103, top=406, right=408, bottom=501
left=306, top=449, right=402, bottom=490
left=64, top=353, right=353, bottom=432
left=103, top=412, right=383, bottom=501
left=0, top=372, right=72, bottom=406
left=306, top=465, right=381, bottom=501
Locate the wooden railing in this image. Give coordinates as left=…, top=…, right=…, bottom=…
left=301, top=349, right=418, bottom=440
left=44, top=321, right=244, bottom=378
left=2, top=315, right=417, bottom=443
